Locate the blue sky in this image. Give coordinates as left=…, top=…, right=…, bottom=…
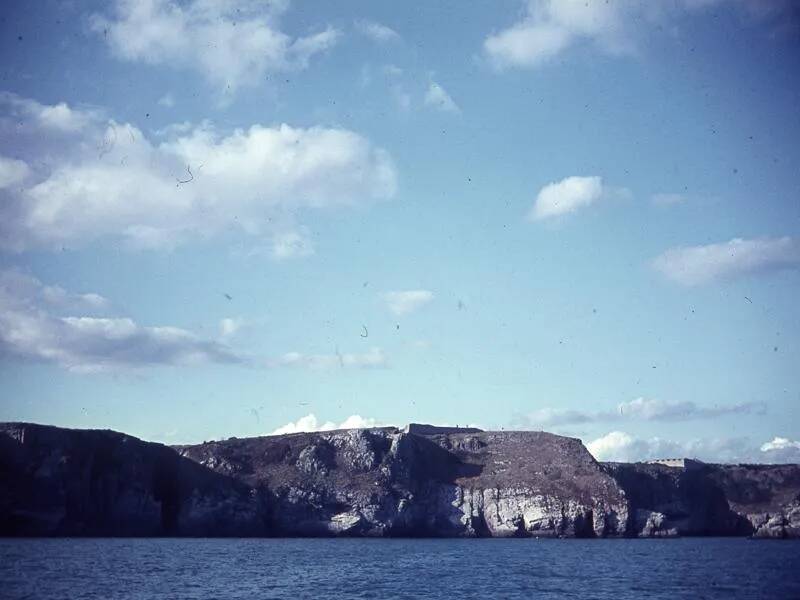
left=1, top=0, right=799, bottom=463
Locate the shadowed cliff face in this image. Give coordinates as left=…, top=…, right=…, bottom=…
left=1, top=422, right=799, bottom=538
left=603, top=463, right=752, bottom=537
left=0, top=423, right=264, bottom=536
left=708, top=465, right=800, bottom=538
left=603, top=463, right=800, bottom=538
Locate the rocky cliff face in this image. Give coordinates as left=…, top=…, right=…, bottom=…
left=176, top=428, right=629, bottom=537
left=2, top=422, right=798, bottom=538
left=708, top=464, right=800, bottom=538
left=604, top=462, right=800, bottom=538
left=0, top=423, right=263, bottom=536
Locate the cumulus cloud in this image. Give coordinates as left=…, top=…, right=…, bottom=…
left=761, top=437, right=800, bottom=452
left=0, top=156, right=30, bottom=189
left=267, top=347, right=387, bottom=370
left=91, top=0, right=340, bottom=93
left=760, top=437, right=800, bottom=462
left=483, top=0, right=800, bottom=70
left=0, top=270, right=242, bottom=373
left=516, top=398, right=765, bottom=428
left=528, top=175, right=603, bottom=220
left=587, top=431, right=800, bottom=464
left=269, top=413, right=382, bottom=435
left=0, top=93, right=397, bottom=253
left=0, top=91, right=96, bottom=132
left=653, top=237, right=800, bottom=286
left=383, top=290, right=434, bottom=316
left=484, top=0, right=630, bottom=69
left=587, top=431, right=654, bottom=462
left=354, top=19, right=401, bottom=43
left=424, top=82, right=460, bottom=113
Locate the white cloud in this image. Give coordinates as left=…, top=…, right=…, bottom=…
left=761, top=437, right=800, bottom=452
left=759, top=437, right=800, bottom=462
left=484, top=0, right=629, bottom=70
left=91, top=0, right=340, bottom=93
left=337, top=414, right=382, bottom=429
left=0, top=92, right=95, bottom=132
left=0, top=156, right=31, bottom=189
left=219, top=317, right=244, bottom=338
left=587, top=431, right=648, bottom=462
left=424, top=82, right=460, bottom=113
left=516, top=398, right=764, bottom=428
left=587, top=431, right=800, bottom=464
left=355, top=19, right=401, bottom=43
left=0, top=269, right=242, bottom=373
left=483, top=0, right=800, bottom=70
left=40, top=287, right=110, bottom=312
left=269, top=413, right=382, bottom=435
left=485, top=16, right=572, bottom=69
left=268, top=347, right=388, bottom=370
left=383, top=290, right=434, bottom=316
left=528, top=175, right=603, bottom=220
left=0, top=270, right=110, bottom=315
left=0, top=93, right=397, bottom=253
left=616, top=397, right=765, bottom=421
left=653, top=237, right=800, bottom=286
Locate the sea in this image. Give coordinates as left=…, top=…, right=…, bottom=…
left=1, top=537, right=798, bottom=599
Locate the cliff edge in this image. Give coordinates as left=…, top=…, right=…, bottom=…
left=1, top=422, right=798, bottom=538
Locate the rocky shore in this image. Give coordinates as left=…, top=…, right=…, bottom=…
left=1, top=422, right=798, bottom=538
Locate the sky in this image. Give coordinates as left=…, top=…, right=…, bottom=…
left=1, top=0, right=799, bottom=464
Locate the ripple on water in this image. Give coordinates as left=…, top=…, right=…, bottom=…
left=1, top=538, right=799, bottom=600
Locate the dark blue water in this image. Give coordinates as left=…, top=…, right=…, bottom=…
left=1, top=538, right=799, bottom=599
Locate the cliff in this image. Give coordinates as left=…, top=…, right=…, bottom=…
left=0, top=423, right=262, bottom=536
left=1, top=422, right=798, bottom=538
left=176, top=427, right=628, bottom=537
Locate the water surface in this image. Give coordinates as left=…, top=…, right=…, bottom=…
left=2, top=538, right=798, bottom=599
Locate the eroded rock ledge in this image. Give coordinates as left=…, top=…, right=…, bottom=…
left=1, top=422, right=798, bottom=538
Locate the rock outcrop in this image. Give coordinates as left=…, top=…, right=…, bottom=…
left=1, top=422, right=798, bottom=538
